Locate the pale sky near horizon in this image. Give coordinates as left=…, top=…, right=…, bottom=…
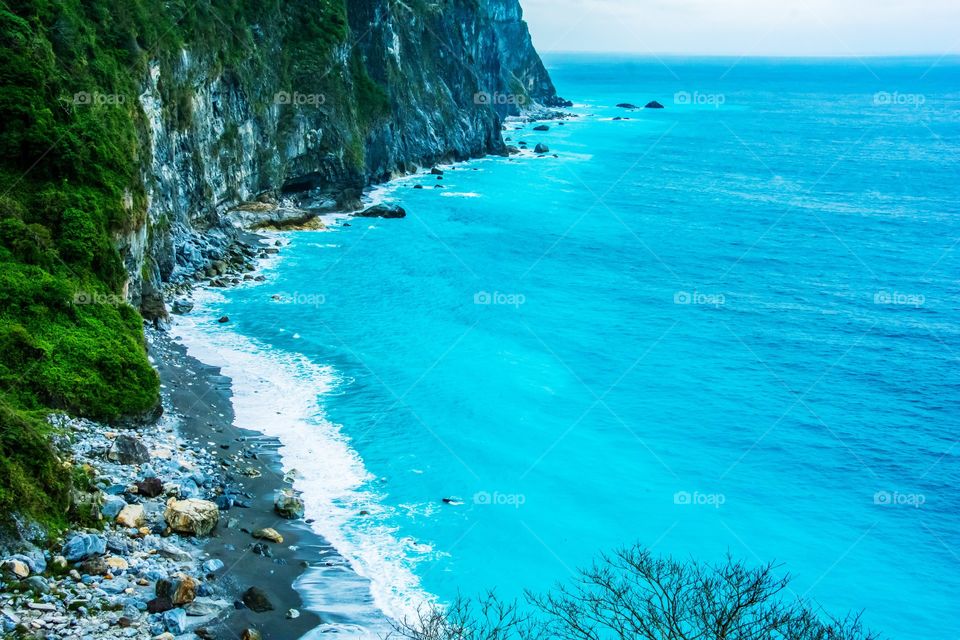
left=521, top=0, right=960, bottom=57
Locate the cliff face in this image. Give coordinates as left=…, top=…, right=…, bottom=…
left=123, top=0, right=561, bottom=316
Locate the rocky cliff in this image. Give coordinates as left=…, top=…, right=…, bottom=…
left=0, top=0, right=561, bottom=527
left=123, top=0, right=563, bottom=318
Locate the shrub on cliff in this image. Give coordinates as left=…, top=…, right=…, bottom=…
left=391, top=546, right=877, bottom=640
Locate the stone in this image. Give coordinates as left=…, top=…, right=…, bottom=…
left=354, top=204, right=406, bottom=219
left=136, top=477, right=164, bottom=498
left=534, top=143, right=550, bottom=153
left=616, top=102, right=638, bottom=109
left=153, top=634, right=175, bottom=640
left=147, top=597, right=174, bottom=614
left=116, top=504, right=145, bottom=528
left=171, top=574, right=199, bottom=605
left=63, top=534, right=107, bottom=562
left=105, top=557, right=129, bottom=573
left=163, top=608, right=187, bottom=634
left=102, top=495, right=127, bottom=520
left=241, top=630, right=263, bottom=640
left=165, top=498, right=219, bottom=535
left=201, top=559, right=224, bottom=574
left=79, top=557, right=110, bottom=576
left=172, top=300, right=194, bottom=314
left=217, top=316, right=230, bottom=323
left=23, top=576, right=49, bottom=594
left=0, top=559, right=29, bottom=579
left=252, top=528, right=283, bottom=543
left=645, top=100, right=665, bottom=109
left=286, top=608, right=300, bottom=619
left=241, top=587, right=274, bottom=613
left=108, top=435, right=151, bottom=465
left=533, top=124, right=550, bottom=131
left=430, top=167, right=444, bottom=175
left=185, top=600, right=222, bottom=617
left=274, top=489, right=305, bottom=519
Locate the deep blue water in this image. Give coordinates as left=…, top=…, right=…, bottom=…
left=179, top=56, right=960, bottom=638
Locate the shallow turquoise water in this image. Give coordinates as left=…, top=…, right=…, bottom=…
left=187, top=56, right=960, bottom=637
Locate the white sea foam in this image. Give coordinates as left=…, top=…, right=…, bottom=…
left=170, top=300, right=435, bottom=626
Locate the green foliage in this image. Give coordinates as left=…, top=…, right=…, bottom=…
left=0, top=0, right=164, bottom=528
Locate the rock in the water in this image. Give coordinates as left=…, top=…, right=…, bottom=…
left=430, top=167, right=444, bottom=175
left=274, top=489, right=305, bottom=520
left=242, top=587, right=274, bottom=613
left=535, top=143, right=550, bottom=153
left=252, top=528, right=283, bottom=544
left=164, top=499, right=220, bottom=536
left=136, top=477, right=164, bottom=498
left=116, top=503, right=145, bottom=528
left=645, top=100, right=665, bottom=109
left=354, top=204, right=407, bottom=219
left=0, top=558, right=29, bottom=579
left=63, top=533, right=107, bottom=562
left=533, top=124, right=550, bottom=131
left=616, top=102, right=638, bottom=109
left=218, top=315, right=230, bottom=323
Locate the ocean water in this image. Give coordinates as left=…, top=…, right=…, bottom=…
left=173, top=56, right=960, bottom=638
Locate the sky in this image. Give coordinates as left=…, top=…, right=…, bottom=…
left=521, top=0, right=960, bottom=56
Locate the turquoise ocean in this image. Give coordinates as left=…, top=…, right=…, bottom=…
left=173, top=56, right=960, bottom=638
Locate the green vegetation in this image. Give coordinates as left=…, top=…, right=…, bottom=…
left=0, top=0, right=389, bottom=530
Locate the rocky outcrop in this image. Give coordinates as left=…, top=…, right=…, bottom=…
left=120, top=0, right=564, bottom=318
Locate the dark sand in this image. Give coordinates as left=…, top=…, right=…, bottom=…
left=150, top=329, right=387, bottom=639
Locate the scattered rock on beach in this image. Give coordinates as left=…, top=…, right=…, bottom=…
left=252, top=527, right=284, bottom=543
left=62, top=533, right=106, bottom=562
left=108, top=434, right=150, bottom=465
left=274, top=489, right=305, bottom=519
left=172, top=299, right=194, bottom=315
left=430, top=167, right=444, bottom=175
left=241, top=629, right=263, bottom=640
left=116, top=503, right=145, bottom=528
left=165, top=498, right=220, bottom=536
left=136, top=477, right=164, bottom=498
left=242, top=586, right=275, bottom=613
left=1, top=558, right=29, bottom=579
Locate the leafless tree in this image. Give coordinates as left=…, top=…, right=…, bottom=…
left=389, top=545, right=878, bottom=640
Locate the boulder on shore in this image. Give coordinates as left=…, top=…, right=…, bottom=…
left=242, top=586, right=275, bottom=613
left=116, top=503, right=145, bottom=528
left=274, top=489, right=305, bottom=520
left=252, top=527, right=284, bottom=543
left=164, top=498, right=220, bottom=536
left=354, top=204, right=406, bottom=219
left=62, top=534, right=106, bottom=563
left=108, top=434, right=150, bottom=465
